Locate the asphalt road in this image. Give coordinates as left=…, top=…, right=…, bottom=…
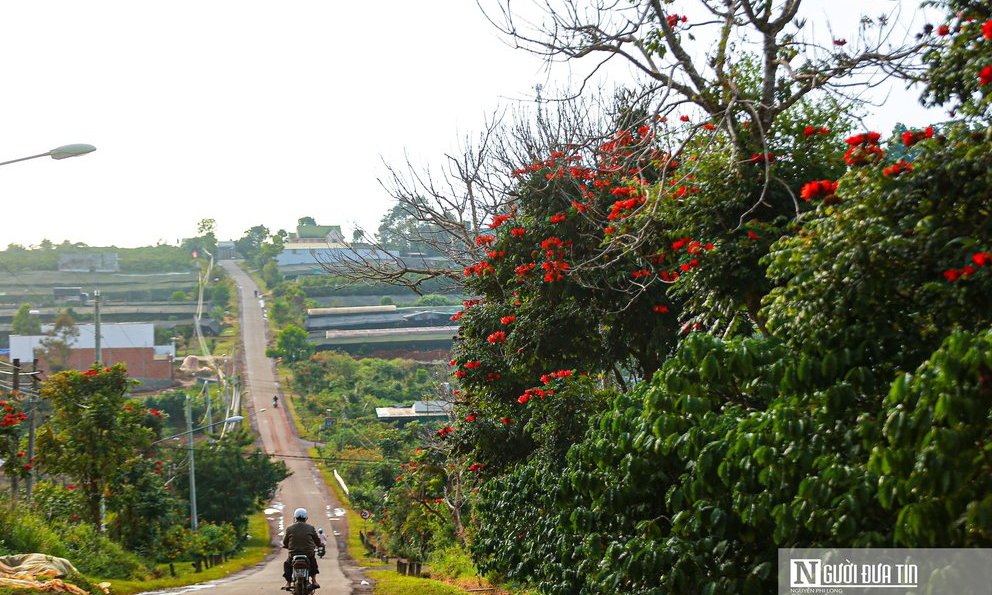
left=143, top=261, right=353, bottom=594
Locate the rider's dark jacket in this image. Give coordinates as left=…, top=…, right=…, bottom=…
left=283, top=521, right=320, bottom=554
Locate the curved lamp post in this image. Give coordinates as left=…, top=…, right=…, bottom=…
left=0, top=143, right=96, bottom=167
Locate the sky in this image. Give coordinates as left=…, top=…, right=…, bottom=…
left=0, top=1, right=941, bottom=249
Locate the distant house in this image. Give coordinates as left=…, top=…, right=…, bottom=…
left=375, top=400, right=452, bottom=424
left=53, top=287, right=89, bottom=303
left=58, top=253, right=119, bottom=273
left=276, top=242, right=396, bottom=276
left=9, top=323, right=175, bottom=388
left=216, top=241, right=237, bottom=260
left=290, top=223, right=345, bottom=244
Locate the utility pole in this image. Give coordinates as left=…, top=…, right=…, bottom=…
left=186, top=395, right=198, bottom=532
left=25, top=359, right=38, bottom=503
left=93, top=289, right=102, bottom=364
left=10, top=359, right=19, bottom=506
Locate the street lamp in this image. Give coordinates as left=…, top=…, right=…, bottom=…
left=154, top=402, right=243, bottom=532
left=0, top=143, right=96, bottom=167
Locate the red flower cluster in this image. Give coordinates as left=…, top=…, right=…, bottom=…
left=514, top=262, right=537, bottom=280
left=984, top=19, right=992, bottom=40
left=487, top=250, right=506, bottom=260
left=550, top=212, right=567, bottom=224
left=1, top=410, right=27, bottom=428
left=488, top=214, right=512, bottom=229
left=148, top=408, right=163, bottom=418
left=510, top=227, right=526, bottom=238
left=833, top=38, right=847, bottom=46
left=747, top=230, right=761, bottom=240
left=468, top=463, right=485, bottom=472
left=750, top=152, right=775, bottom=164
left=540, top=369, right=574, bottom=384
left=486, top=372, right=502, bottom=382
left=803, top=125, right=830, bottom=137
left=500, top=314, right=516, bottom=325
left=653, top=304, right=670, bottom=314
left=883, top=160, right=913, bottom=177
left=608, top=195, right=646, bottom=221
left=702, top=123, right=716, bottom=131
left=539, top=236, right=571, bottom=283
left=800, top=179, right=839, bottom=201
left=937, top=24, right=950, bottom=36
left=475, top=234, right=496, bottom=246
left=465, top=414, right=476, bottom=422
left=517, top=386, right=553, bottom=404
left=979, top=66, right=992, bottom=86
left=437, top=426, right=454, bottom=438
left=501, top=417, right=513, bottom=425
left=943, top=251, right=992, bottom=281
left=487, top=331, right=506, bottom=344
left=463, top=261, right=495, bottom=277
left=844, top=132, right=885, bottom=166
left=465, top=360, right=481, bottom=369
left=902, top=126, right=934, bottom=147
left=666, top=14, right=688, bottom=27
left=571, top=200, right=588, bottom=213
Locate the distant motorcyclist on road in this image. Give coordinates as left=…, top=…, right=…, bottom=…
left=316, top=528, right=328, bottom=557
left=273, top=395, right=279, bottom=408
left=282, top=507, right=320, bottom=591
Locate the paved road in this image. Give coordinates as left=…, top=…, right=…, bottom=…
left=143, top=261, right=352, bottom=594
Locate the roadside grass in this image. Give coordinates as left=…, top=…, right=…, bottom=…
left=365, top=569, right=465, bottom=595
left=104, top=510, right=273, bottom=595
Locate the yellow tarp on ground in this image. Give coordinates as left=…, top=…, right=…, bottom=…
left=0, top=553, right=109, bottom=594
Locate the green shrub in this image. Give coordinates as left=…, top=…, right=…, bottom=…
left=0, top=504, right=68, bottom=558
left=60, top=522, right=147, bottom=579
left=427, top=545, right=477, bottom=580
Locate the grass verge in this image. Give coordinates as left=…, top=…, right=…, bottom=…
left=104, top=510, right=273, bottom=595
left=365, top=569, right=466, bottom=595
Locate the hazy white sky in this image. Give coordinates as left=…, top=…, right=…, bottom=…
left=0, top=1, right=940, bottom=249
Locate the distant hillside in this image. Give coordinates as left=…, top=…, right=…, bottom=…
left=0, top=244, right=193, bottom=273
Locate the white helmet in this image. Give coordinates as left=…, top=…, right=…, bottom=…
left=294, top=507, right=308, bottom=521
left=317, top=528, right=324, bottom=534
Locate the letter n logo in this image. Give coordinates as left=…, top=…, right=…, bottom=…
left=790, top=559, right=821, bottom=587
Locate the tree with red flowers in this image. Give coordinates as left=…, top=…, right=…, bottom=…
left=35, top=364, right=154, bottom=527
left=0, top=392, right=31, bottom=493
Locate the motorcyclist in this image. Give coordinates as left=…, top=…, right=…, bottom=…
left=273, top=394, right=279, bottom=408
left=282, top=507, right=320, bottom=591
left=316, top=528, right=328, bottom=556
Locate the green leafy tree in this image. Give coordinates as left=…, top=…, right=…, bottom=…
left=35, top=364, right=153, bottom=526
left=107, top=456, right=182, bottom=555
left=261, top=260, right=283, bottom=287
left=235, top=224, right=270, bottom=264
left=11, top=303, right=40, bottom=335
left=267, top=325, right=314, bottom=363
left=156, top=524, right=191, bottom=576
left=170, top=431, right=288, bottom=535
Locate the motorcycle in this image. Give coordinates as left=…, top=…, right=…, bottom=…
left=287, top=554, right=316, bottom=595
left=316, top=544, right=326, bottom=559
